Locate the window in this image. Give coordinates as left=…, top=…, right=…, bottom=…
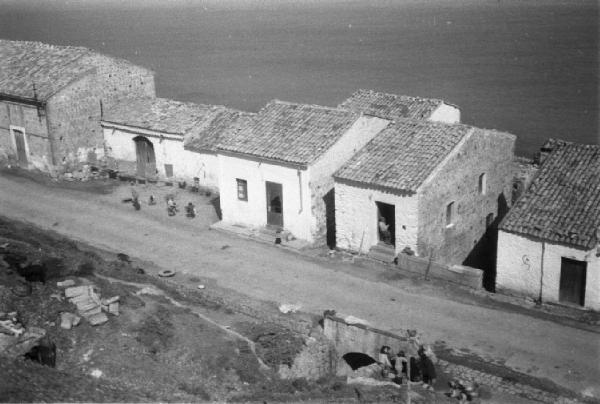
left=446, top=201, right=455, bottom=227
left=236, top=179, right=248, bottom=201
left=478, top=173, right=487, bottom=195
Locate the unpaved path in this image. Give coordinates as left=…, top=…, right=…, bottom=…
left=0, top=173, right=598, bottom=399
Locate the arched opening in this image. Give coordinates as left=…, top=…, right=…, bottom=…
left=342, top=352, right=377, bottom=370
left=133, top=136, right=156, bottom=178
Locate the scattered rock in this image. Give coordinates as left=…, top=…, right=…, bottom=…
left=279, top=303, right=301, bottom=314
left=65, top=285, right=93, bottom=298
left=57, top=279, right=76, bottom=288
left=344, top=315, right=370, bottom=326
left=87, top=312, right=108, bottom=326
left=60, top=312, right=81, bottom=330
left=197, top=284, right=205, bottom=289
left=90, top=369, right=103, bottom=378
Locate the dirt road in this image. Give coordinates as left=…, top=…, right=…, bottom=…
left=0, top=173, right=598, bottom=399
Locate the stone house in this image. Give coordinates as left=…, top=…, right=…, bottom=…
left=496, top=140, right=599, bottom=310
left=334, top=119, right=516, bottom=266
left=338, top=89, right=460, bottom=124
left=0, top=40, right=155, bottom=172
left=215, top=100, right=389, bottom=244
left=101, top=97, right=246, bottom=188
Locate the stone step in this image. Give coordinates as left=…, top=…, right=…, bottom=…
left=367, top=243, right=396, bottom=263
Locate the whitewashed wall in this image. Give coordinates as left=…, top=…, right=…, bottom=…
left=103, top=126, right=219, bottom=187
left=335, top=181, right=419, bottom=255
left=428, top=103, right=461, bottom=124
left=217, top=154, right=313, bottom=241
left=497, top=230, right=600, bottom=310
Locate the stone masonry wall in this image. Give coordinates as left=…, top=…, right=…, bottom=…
left=47, top=54, right=155, bottom=168
left=323, top=315, right=420, bottom=375
left=417, top=130, right=515, bottom=265
left=0, top=101, right=52, bottom=170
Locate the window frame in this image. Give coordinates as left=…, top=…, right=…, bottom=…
left=236, top=178, right=248, bottom=201
left=445, top=201, right=455, bottom=228
left=478, top=173, right=487, bottom=195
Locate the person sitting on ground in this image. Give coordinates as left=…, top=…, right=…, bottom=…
left=378, top=345, right=394, bottom=378
left=167, top=197, right=177, bottom=216
left=378, top=217, right=392, bottom=244
left=148, top=195, right=156, bottom=205
left=418, top=347, right=437, bottom=389
left=185, top=202, right=196, bottom=218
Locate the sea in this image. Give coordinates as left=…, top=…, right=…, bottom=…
left=0, top=0, right=597, bottom=156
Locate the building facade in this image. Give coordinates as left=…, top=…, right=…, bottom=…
left=497, top=141, right=600, bottom=310
left=101, top=97, right=244, bottom=187
left=334, top=119, right=515, bottom=266
left=0, top=40, right=155, bottom=172
left=216, top=100, right=389, bottom=243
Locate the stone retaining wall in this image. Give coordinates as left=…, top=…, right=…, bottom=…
left=395, top=253, right=483, bottom=289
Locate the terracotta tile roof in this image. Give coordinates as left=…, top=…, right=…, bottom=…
left=0, top=40, right=97, bottom=101
left=338, top=89, right=447, bottom=121
left=500, top=140, right=600, bottom=249
left=102, top=97, right=225, bottom=135
left=216, top=100, right=360, bottom=165
left=334, top=119, right=473, bottom=192
left=185, top=111, right=255, bottom=152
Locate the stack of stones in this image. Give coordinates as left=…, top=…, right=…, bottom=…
left=64, top=285, right=119, bottom=326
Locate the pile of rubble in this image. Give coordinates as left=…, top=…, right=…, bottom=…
left=59, top=280, right=119, bottom=329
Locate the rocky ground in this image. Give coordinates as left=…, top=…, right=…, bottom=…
left=0, top=216, right=448, bottom=403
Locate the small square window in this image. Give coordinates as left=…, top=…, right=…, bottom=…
left=446, top=201, right=455, bottom=227
left=236, top=179, right=248, bottom=201
left=478, top=173, right=487, bottom=195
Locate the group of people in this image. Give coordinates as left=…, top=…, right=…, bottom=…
left=378, top=345, right=436, bottom=389
left=126, top=182, right=196, bottom=218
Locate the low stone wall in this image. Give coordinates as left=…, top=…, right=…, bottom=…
left=395, top=254, right=483, bottom=289
left=323, top=314, right=420, bottom=375
left=277, top=333, right=336, bottom=380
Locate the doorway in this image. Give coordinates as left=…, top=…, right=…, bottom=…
left=134, top=136, right=156, bottom=178
left=12, top=128, right=28, bottom=167
left=266, top=181, right=283, bottom=227
left=559, top=257, right=586, bottom=306
left=375, top=201, right=395, bottom=246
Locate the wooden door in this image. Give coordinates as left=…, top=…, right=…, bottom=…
left=13, top=129, right=28, bottom=167
left=266, top=181, right=283, bottom=227
left=134, top=136, right=156, bottom=178
left=559, top=257, right=586, bottom=306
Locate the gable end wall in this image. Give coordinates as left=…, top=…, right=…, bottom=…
left=417, top=130, right=515, bottom=264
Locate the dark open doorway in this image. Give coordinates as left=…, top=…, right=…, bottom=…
left=323, top=189, right=336, bottom=248
left=134, top=136, right=156, bottom=178
left=559, top=258, right=586, bottom=306
left=266, top=181, right=283, bottom=227
left=376, top=201, right=395, bottom=246
left=12, top=129, right=28, bottom=168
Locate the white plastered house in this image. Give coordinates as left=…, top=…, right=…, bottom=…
left=101, top=97, right=244, bottom=188
left=497, top=140, right=600, bottom=310
left=215, top=100, right=389, bottom=244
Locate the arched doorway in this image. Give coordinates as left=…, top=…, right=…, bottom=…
left=133, top=136, right=156, bottom=178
